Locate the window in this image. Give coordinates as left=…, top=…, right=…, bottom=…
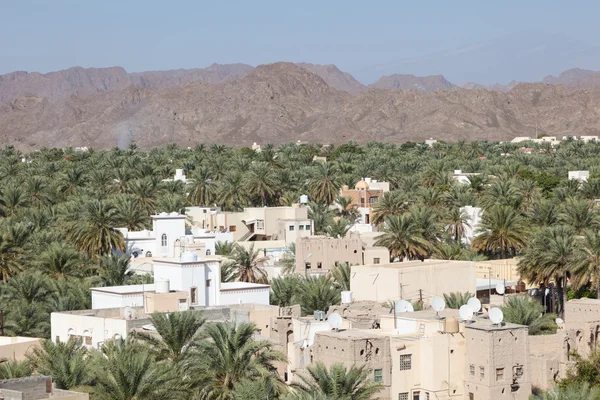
left=206, top=279, right=211, bottom=287
left=317, top=262, right=322, bottom=269
left=257, top=220, right=264, bottom=230
left=399, top=354, right=412, bottom=370
left=305, top=225, right=311, bottom=231
left=145, top=251, right=152, bottom=257
left=513, top=365, right=523, bottom=378
left=85, top=336, right=92, bottom=346
left=426, top=393, right=430, bottom=400
left=161, top=233, right=167, bottom=247
left=46, top=379, right=52, bottom=393
left=190, top=287, right=198, bottom=305
left=469, top=393, right=474, bottom=400
left=299, top=225, right=304, bottom=230
left=399, top=393, right=409, bottom=400
left=470, top=364, right=475, bottom=376
left=289, top=225, right=295, bottom=231
left=413, top=391, right=420, bottom=400
left=374, top=257, right=380, bottom=264
left=496, top=368, right=504, bottom=381
left=305, top=262, right=311, bottom=270
left=229, top=225, right=236, bottom=232
left=206, top=249, right=211, bottom=256
left=55, top=336, right=60, bottom=343
left=479, top=366, right=485, bottom=378
left=374, top=369, right=383, bottom=383
left=369, top=196, right=378, bottom=204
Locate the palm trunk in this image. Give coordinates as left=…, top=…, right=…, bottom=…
left=597, top=271, right=600, bottom=300
left=558, top=272, right=567, bottom=319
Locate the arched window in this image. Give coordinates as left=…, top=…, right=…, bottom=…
left=161, top=234, right=167, bottom=247
left=206, top=249, right=211, bottom=256
left=145, top=251, right=152, bottom=258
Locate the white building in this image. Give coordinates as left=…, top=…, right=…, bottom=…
left=568, top=170, right=589, bottom=182
left=461, top=205, right=482, bottom=244
left=92, top=253, right=270, bottom=310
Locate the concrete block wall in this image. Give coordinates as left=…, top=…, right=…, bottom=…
left=0, top=376, right=51, bottom=400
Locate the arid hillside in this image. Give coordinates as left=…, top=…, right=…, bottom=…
left=2, top=62, right=600, bottom=150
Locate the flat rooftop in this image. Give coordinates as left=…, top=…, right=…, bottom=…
left=464, top=316, right=528, bottom=331
left=91, top=284, right=156, bottom=294
left=0, top=336, right=40, bottom=345
left=355, top=259, right=473, bottom=269
left=316, top=328, right=382, bottom=340
left=220, top=282, right=270, bottom=291
left=395, top=309, right=460, bottom=321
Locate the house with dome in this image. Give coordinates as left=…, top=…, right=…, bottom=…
left=340, top=178, right=390, bottom=225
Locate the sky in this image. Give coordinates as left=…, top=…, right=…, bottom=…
left=1, top=1, right=599, bottom=81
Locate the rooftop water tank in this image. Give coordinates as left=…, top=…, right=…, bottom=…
left=444, top=316, right=459, bottom=333
left=181, top=252, right=198, bottom=262
left=155, top=279, right=170, bottom=294
left=341, top=291, right=353, bottom=304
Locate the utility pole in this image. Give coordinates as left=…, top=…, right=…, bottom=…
left=488, top=267, right=492, bottom=306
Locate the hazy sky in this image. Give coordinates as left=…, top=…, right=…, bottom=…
left=1, top=0, right=599, bottom=76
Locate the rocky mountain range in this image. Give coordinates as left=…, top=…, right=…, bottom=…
left=369, top=74, right=454, bottom=92
left=2, top=62, right=600, bottom=150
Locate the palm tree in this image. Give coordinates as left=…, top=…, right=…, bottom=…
left=68, top=200, right=125, bottom=257
left=325, top=218, right=351, bottom=238
left=518, top=225, right=576, bottom=318
left=331, top=262, right=351, bottom=291
left=0, top=359, right=33, bottom=379
left=335, top=196, right=360, bottom=223
left=433, top=242, right=468, bottom=260
left=0, top=231, right=24, bottom=281
left=244, top=162, right=277, bottom=206
left=187, top=166, right=217, bottom=206
left=280, top=243, right=296, bottom=275
left=573, top=229, right=600, bottom=299
left=445, top=208, right=471, bottom=242
left=559, top=198, right=600, bottom=233
left=309, top=163, right=341, bottom=205
left=35, top=243, right=83, bottom=280
left=27, top=339, right=90, bottom=390
left=443, top=292, right=473, bottom=309
left=134, top=311, right=205, bottom=363
left=193, top=322, right=287, bottom=399
left=472, top=205, right=528, bottom=258
left=218, top=171, right=249, bottom=211
left=90, top=338, right=183, bottom=400
left=270, top=274, right=302, bottom=307
left=292, top=362, right=383, bottom=400
left=374, top=214, right=429, bottom=261
left=113, top=195, right=148, bottom=231
left=98, top=254, right=134, bottom=286
left=501, top=296, right=557, bottom=335
left=220, top=261, right=238, bottom=283
left=215, top=241, right=235, bottom=256
left=528, top=199, right=560, bottom=228
left=538, top=383, right=600, bottom=400
left=308, top=202, right=334, bottom=235
left=297, top=275, right=341, bottom=315
left=371, top=191, right=411, bottom=227
left=230, top=244, right=268, bottom=283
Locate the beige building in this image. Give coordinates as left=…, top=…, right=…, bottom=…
left=340, top=178, right=390, bottom=211
left=0, top=376, right=88, bottom=400
left=351, top=260, right=477, bottom=303
left=187, top=204, right=312, bottom=245
left=296, top=307, right=530, bottom=400
left=0, top=336, right=42, bottom=361
left=295, top=235, right=389, bottom=275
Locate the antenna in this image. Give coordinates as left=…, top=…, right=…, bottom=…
left=467, top=297, right=482, bottom=314
left=431, top=296, right=445, bottom=318
left=328, top=312, right=343, bottom=332
left=459, top=305, right=474, bottom=323
left=495, top=283, right=505, bottom=295
left=395, top=300, right=414, bottom=313
left=489, top=307, right=504, bottom=325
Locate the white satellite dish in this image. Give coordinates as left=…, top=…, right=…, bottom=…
left=431, top=296, right=445, bottom=312
left=495, top=283, right=505, bottom=295
left=489, top=308, right=504, bottom=325
left=395, top=300, right=414, bottom=313
left=459, top=305, right=474, bottom=322
left=555, top=318, right=564, bottom=326
left=328, top=312, right=343, bottom=332
left=467, top=297, right=482, bottom=313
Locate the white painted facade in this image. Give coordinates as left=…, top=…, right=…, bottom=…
left=461, top=205, right=482, bottom=245
left=568, top=170, right=589, bottom=182
left=51, top=310, right=131, bottom=350
left=92, top=254, right=270, bottom=310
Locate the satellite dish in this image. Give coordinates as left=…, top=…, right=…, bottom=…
left=495, top=283, right=505, bottom=295
left=544, top=288, right=550, bottom=296
left=489, top=308, right=504, bottom=325
left=555, top=318, right=564, bottom=326
left=467, top=297, right=482, bottom=313
left=431, top=296, right=446, bottom=312
left=328, top=312, right=343, bottom=331
left=395, top=300, right=414, bottom=313
left=459, top=305, right=474, bottom=321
